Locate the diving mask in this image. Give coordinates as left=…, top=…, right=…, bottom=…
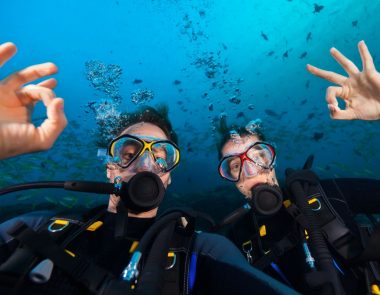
left=107, top=134, right=180, bottom=173
left=219, top=142, right=276, bottom=182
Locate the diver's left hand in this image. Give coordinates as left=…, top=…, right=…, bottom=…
left=0, top=42, right=68, bottom=160
left=307, top=40, right=380, bottom=120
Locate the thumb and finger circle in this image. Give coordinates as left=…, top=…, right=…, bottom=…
left=18, top=84, right=56, bottom=107
left=325, top=86, right=357, bottom=120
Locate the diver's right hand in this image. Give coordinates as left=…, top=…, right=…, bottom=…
left=0, top=42, right=68, bottom=160
left=307, top=41, right=380, bottom=120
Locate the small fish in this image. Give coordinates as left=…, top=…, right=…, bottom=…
left=87, top=101, right=96, bottom=108
left=283, top=50, right=289, bottom=58
left=299, top=52, right=307, bottom=59
left=265, top=109, right=284, bottom=118
left=173, top=80, right=182, bottom=85
left=199, top=10, right=206, bottom=17
left=222, top=43, right=228, bottom=50
left=305, top=80, right=310, bottom=88
left=178, top=89, right=183, bottom=92
left=133, top=79, right=143, bottom=84
left=353, top=149, right=362, bottom=156
left=208, top=103, right=214, bottom=111
left=236, top=111, right=245, bottom=119
left=300, top=99, right=307, bottom=105
left=312, top=132, right=324, bottom=141
left=267, top=51, right=275, bottom=56
left=352, top=20, right=358, bottom=27
left=307, top=113, right=315, bottom=119
left=248, top=104, right=255, bottom=110
left=306, top=32, right=312, bottom=42
left=202, top=92, right=208, bottom=98
left=313, top=3, right=324, bottom=13
left=261, top=32, right=269, bottom=41
left=177, top=100, right=183, bottom=105
left=229, top=96, right=241, bottom=105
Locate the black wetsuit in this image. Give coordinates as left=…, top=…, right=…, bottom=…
left=0, top=209, right=299, bottom=295
left=226, top=208, right=365, bottom=294
left=224, top=178, right=380, bottom=294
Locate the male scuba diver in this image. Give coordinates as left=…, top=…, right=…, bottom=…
left=215, top=40, right=380, bottom=295
left=216, top=118, right=380, bottom=295
left=0, top=106, right=297, bottom=295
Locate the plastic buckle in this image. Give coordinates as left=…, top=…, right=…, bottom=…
left=48, top=220, right=70, bottom=233
left=165, top=252, right=177, bottom=270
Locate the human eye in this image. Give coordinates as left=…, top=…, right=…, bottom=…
left=229, top=159, right=240, bottom=172
left=152, top=145, right=167, bottom=160
left=120, top=146, right=138, bottom=163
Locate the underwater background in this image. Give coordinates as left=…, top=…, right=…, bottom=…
left=1, top=0, right=380, bottom=222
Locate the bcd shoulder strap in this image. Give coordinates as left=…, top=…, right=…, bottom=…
left=0, top=206, right=108, bottom=293
left=285, top=170, right=363, bottom=261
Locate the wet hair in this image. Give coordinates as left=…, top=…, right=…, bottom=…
left=216, top=116, right=266, bottom=159
left=97, top=105, right=178, bottom=147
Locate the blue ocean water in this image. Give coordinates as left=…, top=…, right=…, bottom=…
left=1, top=0, right=380, bottom=219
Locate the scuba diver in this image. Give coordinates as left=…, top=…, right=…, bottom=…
left=215, top=40, right=380, bottom=295
left=0, top=68, right=298, bottom=295
left=0, top=42, right=298, bottom=295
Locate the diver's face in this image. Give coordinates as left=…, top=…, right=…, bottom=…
left=221, top=134, right=278, bottom=199
left=107, top=122, right=172, bottom=188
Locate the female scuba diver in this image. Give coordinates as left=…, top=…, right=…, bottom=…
left=216, top=40, right=380, bottom=295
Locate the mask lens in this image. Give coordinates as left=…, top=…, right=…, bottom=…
left=151, top=142, right=180, bottom=172
left=246, top=143, right=274, bottom=168
left=111, top=137, right=143, bottom=168
left=220, top=156, right=241, bottom=181
left=242, top=160, right=260, bottom=178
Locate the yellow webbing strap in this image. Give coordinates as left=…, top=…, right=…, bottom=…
left=86, top=221, right=103, bottom=232
left=259, top=225, right=267, bottom=237
left=372, top=284, right=380, bottom=294
left=65, top=249, right=75, bottom=257
left=54, top=220, right=69, bottom=225
left=129, top=241, right=139, bottom=253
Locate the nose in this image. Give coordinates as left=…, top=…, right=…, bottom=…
left=134, top=151, right=153, bottom=172
left=241, top=160, right=259, bottom=178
